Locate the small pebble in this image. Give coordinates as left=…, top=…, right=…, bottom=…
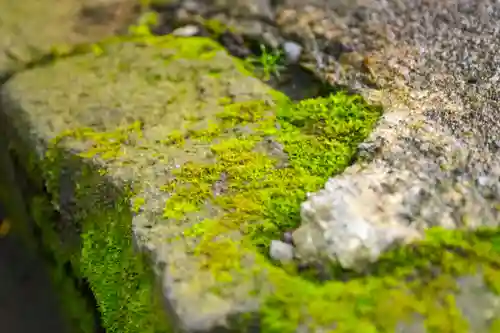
left=172, top=25, right=200, bottom=37
left=283, top=41, right=303, bottom=64
left=269, top=240, right=294, bottom=263
left=282, top=231, right=294, bottom=245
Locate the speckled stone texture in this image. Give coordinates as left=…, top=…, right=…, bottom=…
left=274, top=0, right=500, bottom=269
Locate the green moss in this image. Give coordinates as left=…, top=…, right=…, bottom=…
left=23, top=119, right=171, bottom=333
left=5, top=33, right=263, bottom=333
left=38, top=125, right=171, bottom=333
left=245, top=44, right=286, bottom=81
left=78, top=186, right=170, bottom=333
left=166, top=93, right=381, bottom=249
left=157, top=36, right=223, bottom=60
left=254, top=225, right=500, bottom=332
left=128, top=11, right=159, bottom=37
left=159, top=89, right=500, bottom=332
left=162, top=92, right=433, bottom=330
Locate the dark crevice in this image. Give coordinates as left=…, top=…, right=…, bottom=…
left=148, top=4, right=343, bottom=101
left=0, top=69, right=15, bottom=85
left=6, top=146, right=106, bottom=333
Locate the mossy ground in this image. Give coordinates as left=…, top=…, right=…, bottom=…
left=151, top=43, right=500, bottom=333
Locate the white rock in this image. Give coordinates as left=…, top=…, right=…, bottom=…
left=172, top=25, right=200, bottom=37
left=292, top=175, right=422, bottom=271
left=269, top=240, right=294, bottom=263
left=283, top=41, right=303, bottom=64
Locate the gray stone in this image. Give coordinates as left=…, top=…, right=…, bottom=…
left=278, top=0, right=500, bottom=271
left=282, top=41, right=303, bottom=64
left=269, top=240, right=294, bottom=263
left=455, top=273, right=500, bottom=332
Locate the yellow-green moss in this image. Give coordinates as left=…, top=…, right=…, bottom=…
left=166, top=93, right=381, bottom=248
left=37, top=125, right=171, bottom=333
left=5, top=32, right=262, bottom=333
left=255, top=228, right=500, bottom=333
left=203, top=19, right=236, bottom=38
left=160, top=91, right=500, bottom=332
left=78, top=182, right=171, bottom=333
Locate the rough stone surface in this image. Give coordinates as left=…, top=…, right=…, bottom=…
left=172, top=24, right=200, bottom=37
left=454, top=273, right=500, bottom=332
left=0, top=0, right=137, bottom=73
left=292, top=176, right=422, bottom=271
left=277, top=0, right=500, bottom=269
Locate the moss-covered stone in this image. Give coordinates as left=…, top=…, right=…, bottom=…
left=29, top=195, right=98, bottom=333
left=0, top=30, right=377, bottom=330
left=0, top=35, right=285, bottom=332
left=3, top=29, right=499, bottom=333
